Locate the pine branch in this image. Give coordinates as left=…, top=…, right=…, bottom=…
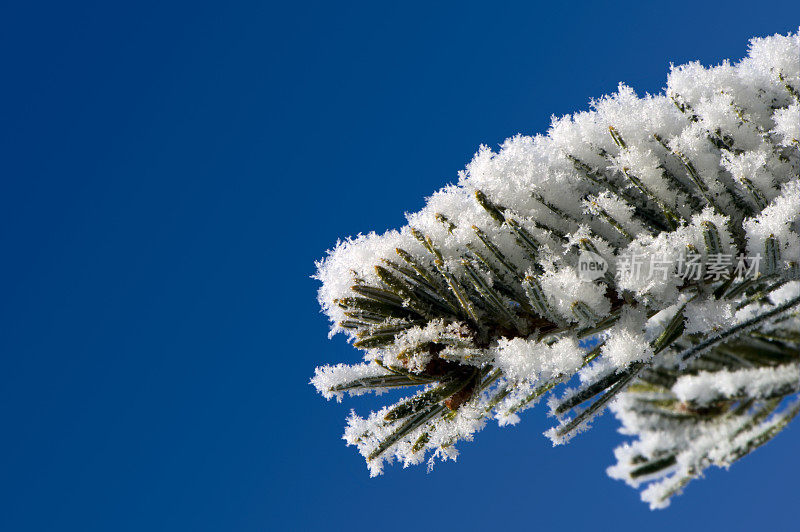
left=311, top=30, right=800, bottom=506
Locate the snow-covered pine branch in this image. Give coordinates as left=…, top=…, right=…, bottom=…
left=311, top=30, right=800, bottom=507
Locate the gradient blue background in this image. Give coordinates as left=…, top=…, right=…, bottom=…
left=1, top=1, right=798, bottom=530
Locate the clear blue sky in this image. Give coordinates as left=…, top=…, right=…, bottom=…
left=1, top=1, right=798, bottom=530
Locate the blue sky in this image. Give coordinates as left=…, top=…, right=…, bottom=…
left=1, top=1, right=798, bottom=530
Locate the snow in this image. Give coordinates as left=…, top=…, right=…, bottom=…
left=743, top=179, right=800, bottom=273
left=539, top=267, right=610, bottom=324
left=672, top=366, right=800, bottom=405
left=601, top=307, right=653, bottom=368
left=494, top=335, right=584, bottom=382
left=684, top=298, right=736, bottom=335
left=310, top=362, right=392, bottom=401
